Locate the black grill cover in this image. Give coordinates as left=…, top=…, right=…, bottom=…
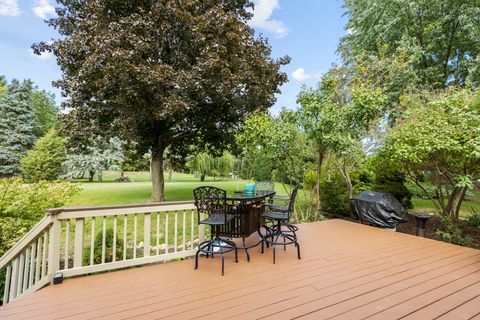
left=350, top=191, right=408, bottom=228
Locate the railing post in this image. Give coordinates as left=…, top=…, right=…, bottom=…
left=198, top=211, right=205, bottom=244
left=48, top=217, right=61, bottom=283
left=73, top=218, right=84, bottom=268
left=144, top=213, right=151, bottom=257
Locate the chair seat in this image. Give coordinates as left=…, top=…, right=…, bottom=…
left=200, top=213, right=235, bottom=225
left=262, top=210, right=289, bottom=221
left=264, top=203, right=288, bottom=212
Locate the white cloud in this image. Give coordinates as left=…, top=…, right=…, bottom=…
left=30, top=47, right=53, bottom=60
left=249, top=0, right=288, bottom=38
left=292, top=68, right=322, bottom=81
left=32, top=0, right=55, bottom=19
left=0, top=0, right=20, bottom=16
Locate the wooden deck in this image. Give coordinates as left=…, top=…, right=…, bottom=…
left=1, top=219, right=480, bottom=320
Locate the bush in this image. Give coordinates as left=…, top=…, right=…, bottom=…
left=320, top=173, right=350, bottom=217
left=20, top=129, right=65, bottom=181
left=435, top=215, right=473, bottom=246
left=114, top=176, right=132, bottom=182
left=368, top=157, right=413, bottom=209
left=0, top=177, right=80, bottom=304
left=466, top=208, right=480, bottom=228
left=84, top=228, right=123, bottom=265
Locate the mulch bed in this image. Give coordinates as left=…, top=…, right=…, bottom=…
left=340, top=213, right=480, bottom=250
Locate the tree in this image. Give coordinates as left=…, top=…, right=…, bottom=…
left=187, top=151, right=234, bottom=181
left=297, top=71, right=384, bottom=212
left=237, top=110, right=313, bottom=221
left=340, top=0, right=480, bottom=101
left=20, top=129, right=65, bottom=181
left=382, top=88, right=480, bottom=220
left=0, top=80, right=36, bottom=177
left=63, top=136, right=125, bottom=182
left=30, top=90, right=59, bottom=138
left=35, top=0, right=289, bottom=201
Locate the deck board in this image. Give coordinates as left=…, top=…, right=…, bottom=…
left=1, top=219, right=480, bottom=319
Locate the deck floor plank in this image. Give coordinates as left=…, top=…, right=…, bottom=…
left=1, top=219, right=479, bottom=320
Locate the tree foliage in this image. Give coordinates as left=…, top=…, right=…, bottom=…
left=63, top=136, right=125, bottom=182
left=187, top=151, right=235, bottom=181
left=341, top=0, right=480, bottom=91
left=36, top=0, right=289, bottom=201
left=30, top=90, right=59, bottom=138
left=20, top=129, right=66, bottom=181
left=0, top=80, right=36, bottom=177
left=382, top=88, right=480, bottom=220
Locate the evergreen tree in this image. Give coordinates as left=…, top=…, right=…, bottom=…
left=0, top=80, right=36, bottom=177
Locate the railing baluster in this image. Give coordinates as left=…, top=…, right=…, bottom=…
left=101, top=216, right=106, bottom=264
left=191, top=210, right=194, bottom=249
left=74, top=218, right=84, bottom=268
left=29, top=242, right=36, bottom=287
left=165, top=212, right=169, bottom=254
left=64, top=219, right=70, bottom=269
left=156, top=212, right=160, bottom=255
left=3, top=263, right=12, bottom=303
left=9, top=256, right=19, bottom=301
left=144, top=213, right=151, bottom=257
left=182, top=210, right=186, bottom=251
left=90, top=217, right=95, bottom=266
left=174, top=211, right=178, bottom=253
left=17, top=252, right=25, bottom=295
left=133, top=213, right=137, bottom=259
left=22, top=247, right=30, bottom=293
left=123, top=215, right=127, bottom=260
left=41, top=231, right=47, bottom=277
left=198, top=210, right=205, bottom=244
left=112, top=215, right=117, bottom=262
left=35, top=237, right=41, bottom=282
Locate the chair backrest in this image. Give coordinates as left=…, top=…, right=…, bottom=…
left=193, top=186, right=227, bottom=223
left=256, top=181, right=275, bottom=195
left=287, top=184, right=300, bottom=218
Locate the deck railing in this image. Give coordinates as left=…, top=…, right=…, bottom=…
left=0, top=201, right=204, bottom=305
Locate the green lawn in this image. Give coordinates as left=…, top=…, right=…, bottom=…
left=69, top=170, right=479, bottom=216
left=68, top=171, right=291, bottom=206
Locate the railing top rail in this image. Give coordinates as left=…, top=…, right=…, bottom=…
left=46, top=200, right=196, bottom=215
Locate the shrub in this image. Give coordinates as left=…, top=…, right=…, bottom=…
left=0, top=178, right=80, bottom=304
left=114, top=176, right=132, bottom=182
left=466, top=208, right=480, bottom=228
left=84, top=228, right=123, bottom=265
left=20, top=129, right=65, bottom=181
left=435, top=215, right=473, bottom=246
left=320, top=173, right=350, bottom=217
left=369, top=157, right=413, bottom=209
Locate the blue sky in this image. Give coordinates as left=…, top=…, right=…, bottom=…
left=0, top=0, right=347, bottom=112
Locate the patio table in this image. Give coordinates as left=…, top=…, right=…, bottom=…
left=216, top=190, right=275, bottom=260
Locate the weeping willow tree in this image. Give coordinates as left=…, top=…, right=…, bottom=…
left=188, top=152, right=235, bottom=181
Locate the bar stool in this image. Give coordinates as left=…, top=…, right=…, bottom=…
left=261, top=184, right=300, bottom=263
left=193, top=186, right=238, bottom=275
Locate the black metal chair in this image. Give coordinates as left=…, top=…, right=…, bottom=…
left=261, top=184, right=300, bottom=263
left=193, top=186, right=238, bottom=275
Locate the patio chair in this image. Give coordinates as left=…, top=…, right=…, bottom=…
left=261, top=184, right=300, bottom=263
left=193, top=186, right=238, bottom=275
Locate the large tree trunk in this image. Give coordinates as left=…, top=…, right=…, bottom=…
left=88, top=170, right=95, bottom=182
left=168, top=167, right=173, bottom=182
left=97, top=170, right=103, bottom=182
left=150, top=144, right=166, bottom=202
left=200, top=174, right=205, bottom=181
